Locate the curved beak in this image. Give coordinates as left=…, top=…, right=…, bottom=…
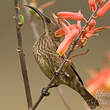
left=24, top=5, right=51, bottom=32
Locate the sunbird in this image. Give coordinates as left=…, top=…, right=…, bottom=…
left=24, top=5, right=99, bottom=109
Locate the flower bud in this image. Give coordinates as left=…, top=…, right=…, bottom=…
left=57, top=12, right=84, bottom=21
left=88, top=0, right=97, bottom=11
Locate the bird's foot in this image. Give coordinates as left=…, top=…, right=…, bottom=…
left=54, top=71, right=59, bottom=76
left=41, top=88, right=50, bottom=96
left=50, top=84, right=58, bottom=88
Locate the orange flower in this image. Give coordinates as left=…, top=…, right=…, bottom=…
left=55, top=9, right=110, bottom=55
left=57, top=12, right=84, bottom=21
left=88, top=0, right=97, bottom=11
left=81, top=22, right=110, bottom=44
left=55, top=24, right=80, bottom=37
left=100, top=0, right=106, bottom=6
left=86, top=67, right=110, bottom=95
left=57, top=29, right=79, bottom=56
left=56, top=22, right=79, bottom=56
left=97, top=0, right=110, bottom=17
left=94, top=26, right=110, bottom=32
left=84, top=19, right=96, bottom=33
left=96, top=0, right=106, bottom=6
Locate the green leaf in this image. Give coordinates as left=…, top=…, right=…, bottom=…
left=19, top=14, right=24, bottom=26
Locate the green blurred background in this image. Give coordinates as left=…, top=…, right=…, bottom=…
left=0, top=0, right=110, bottom=110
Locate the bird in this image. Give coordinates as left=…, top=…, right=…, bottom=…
left=24, top=5, right=99, bottom=109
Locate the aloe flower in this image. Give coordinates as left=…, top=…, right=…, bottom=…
left=55, top=7, right=110, bottom=56
left=86, top=67, right=110, bottom=95
left=97, top=0, right=110, bottom=17
left=88, top=0, right=97, bottom=11
left=56, top=21, right=79, bottom=56
left=57, top=11, right=84, bottom=21
left=56, top=24, right=80, bottom=37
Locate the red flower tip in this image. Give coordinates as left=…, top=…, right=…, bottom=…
left=97, top=0, right=110, bottom=17
left=86, top=19, right=96, bottom=32
left=96, top=0, right=106, bottom=6
left=57, top=12, right=84, bottom=21
left=57, top=28, right=79, bottom=56
left=82, top=19, right=96, bottom=40
left=100, top=0, right=106, bottom=6
left=88, top=0, right=97, bottom=11
left=86, top=67, right=110, bottom=95
left=94, top=26, right=110, bottom=33
left=55, top=24, right=78, bottom=37
left=89, top=19, right=96, bottom=27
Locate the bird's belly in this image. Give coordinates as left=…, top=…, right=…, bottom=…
left=37, top=55, right=54, bottom=78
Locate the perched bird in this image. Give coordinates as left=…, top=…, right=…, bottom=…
left=24, top=5, right=99, bottom=109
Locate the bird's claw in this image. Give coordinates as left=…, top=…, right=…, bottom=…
left=54, top=71, right=59, bottom=76
left=41, top=88, right=50, bottom=96
left=50, top=84, right=58, bottom=88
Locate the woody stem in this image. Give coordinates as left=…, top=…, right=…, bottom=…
left=32, top=5, right=99, bottom=110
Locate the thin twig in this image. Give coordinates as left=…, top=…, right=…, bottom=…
left=32, top=5, right=99, bottom=110
left=56, top=87, right=73, bottom=110
left=14, top=0, right=33, bottom=109
left=32, top=76, right=56, bottom=110
left=22, top=0, right=39, bottom=40
left=39, top=0, right=56, bottom=10
left=69, top=49, right=89, bottom=60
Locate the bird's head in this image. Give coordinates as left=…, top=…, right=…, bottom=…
left=24, top=5, right=59, bottom=37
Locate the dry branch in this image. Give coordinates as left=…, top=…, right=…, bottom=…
left=14, top=0, right=33, bottom=109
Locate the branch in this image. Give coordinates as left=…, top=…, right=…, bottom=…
left=56, top=87, right=72, bottom=110
left=32, top=5, right=99, bottom=110
left=14, top=0, right=33, bottom=109
left=32, top=76, right=56, bottom=110
left=39, top=0, right=56, bottom=10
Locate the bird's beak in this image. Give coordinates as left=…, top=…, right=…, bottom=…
left=24, top=5, right=51, bottom=30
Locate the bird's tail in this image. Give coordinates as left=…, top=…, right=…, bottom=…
left=78, top=87, right=99, bottom=109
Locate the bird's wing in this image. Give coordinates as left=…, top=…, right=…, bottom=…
left=64, top=62, right=84, bottom=86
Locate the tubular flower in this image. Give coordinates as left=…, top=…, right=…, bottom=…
left=100, top=0, right=106, bottom=6
left=96, top=0, right=106, bottom=6
left=80, top=21, right=110, bottom=46
left=55, top=9, right=110, bottom=55
left=79, top=19, right=96, bottom=46
left=56, top=21, right=79, bottom=56
left=86, top=67, right=110, bottom=95
left=94, top=26, right=110, bottom=32
left=57, top=12, right=84, bottom=21
left=55, top=13, right=82, bottom=38
left=96, top=0, right=101, bottom=2
left=97, top=0, right=110, bottom=17
left=57, top=29, right=79, bottom=56
left=88, top=19, right=96, bottom=27
left=84, top=19, right=96, bottom=33
left=88, top=0, right=97, bottom=11
left=55, top=24, right=80, bottom=37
